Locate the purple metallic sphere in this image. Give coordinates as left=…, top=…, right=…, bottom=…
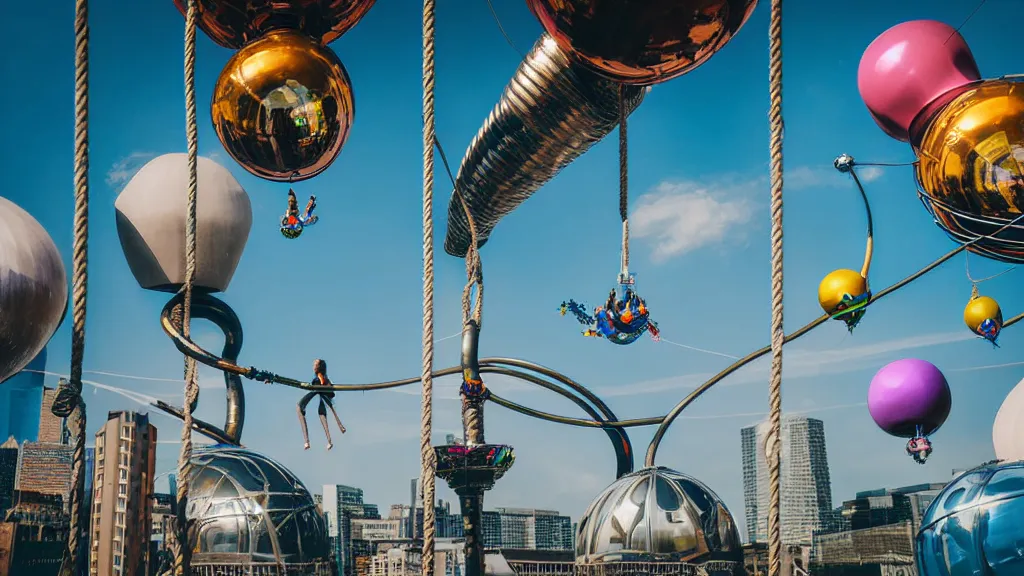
left=867, top=359, right=951, bottom=438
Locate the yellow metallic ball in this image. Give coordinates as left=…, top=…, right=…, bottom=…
left=914, top=78, right=1024, bottom=261
left=211, top=30, right=354, bottom=183
left=964, top=295, right=1002, bottom=333
left=818, top=269, right=868, bottom=315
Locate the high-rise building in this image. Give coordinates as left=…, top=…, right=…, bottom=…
left=89, top=411, right=157, bottom=576
left=16, top=442, right=72, bottom=505
left=324, top=484, right=376, bottom=576
left=0, top=348, right=47, bottom=443
left=741, top=415, right=833, bottom=545
left=0, top=437, right=19, bottom=520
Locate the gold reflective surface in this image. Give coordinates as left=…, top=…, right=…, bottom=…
left=817, top=268, right=867, bottom=315
left=172, top=0, right=376, bottom=49
left=526, top=0, right=758, bottom=85
left=916, top=78, right=1024, bottom=261
left=211, top=30, right=354, bottom=182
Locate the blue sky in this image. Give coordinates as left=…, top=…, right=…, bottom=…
left=5, top=0, right=1024, bottom=538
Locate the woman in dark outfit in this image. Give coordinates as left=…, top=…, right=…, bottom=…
left=297, top=358, right=346, bottom=450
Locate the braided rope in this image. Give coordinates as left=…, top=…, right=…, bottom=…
left=618, top=85, right=629, bottom=276
left=60, top=0, right=90, bottom=572
left=175, top=1, right=201, bottom=573
left=420, top=0, right=438, bottom=571
left=765, top=0, right=786, bottom=574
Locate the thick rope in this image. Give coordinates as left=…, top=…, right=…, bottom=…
left=59, top=3, right=91, bottom=573
left=420, top=0, right=438, bottom=571
left=175, top=1, right=200, bottom=573
left=765, top=0, right=785, bottom=574
left=618, top=85, right=630, bottom=277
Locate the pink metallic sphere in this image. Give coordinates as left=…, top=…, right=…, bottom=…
left=857, top=20, right=980, bottom=142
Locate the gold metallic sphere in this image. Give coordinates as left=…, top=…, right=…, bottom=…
left=915, top=78, right=1024, bottom=262
left=211, top=30, right=354, bottom=183
left=964, top=295, right=1002, bottom=333
left=818, top=269, right=867, bottom=315
left=526, top=0, right=758, bottom=85
left=172, top=0, right=376, bottom=50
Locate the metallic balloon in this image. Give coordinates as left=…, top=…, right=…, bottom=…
left=915, top=78, right=1024, bottom=263
left=0, top=198, right=68, bottom=384
left=171, top=0, right=376, bottom=50
left=817, top=268, right=867, bottom=315
left=212, top=30, right=355, bottom=182
left=868, top=359, right=951, bottom=439
left=964, top=295, right=1001, bottom=332
left=526, top=0, right=758, bottom=85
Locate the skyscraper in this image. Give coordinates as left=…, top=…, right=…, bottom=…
left=89, top=411, right=158, bottom=576
left=323, top=484, right=372, bottom=576
left=0, top=347, right=47, bottom=443
left=0, top=437, right=19, bottom=519
left=37, top=386, right=66, bottom=444
left=741, top=415, right=833, bottom=545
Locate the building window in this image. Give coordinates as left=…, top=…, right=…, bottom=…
left=117, top=498, right=126, bottom=511
left=120, top=453, right=128, bottom=466
left=113, top=555, right=120, bottom=566
left=120, top=469, right=127, bottom=481
left=119, top=484, right=127, bottom=495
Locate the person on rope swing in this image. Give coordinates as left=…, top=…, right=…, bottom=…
left=280, top=189, right=319, bottom=239
left=297, top=359, right=346, bottom=450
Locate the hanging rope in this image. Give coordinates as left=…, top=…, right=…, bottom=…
left=965, top=251, right=1016, bottom=285
left=618, top=85, right=630, bottom=278
left=57, top=1, right=90, bottom=573
left=175, top=0, right=201, bottom=573
left=765, top=0, right=786, bottom=573
left=420, top=0, right=438, bottom=572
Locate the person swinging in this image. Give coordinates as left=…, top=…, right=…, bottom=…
left=280, top=189, right=319, bottom=239
left=297, top=359, right=346, bottom=450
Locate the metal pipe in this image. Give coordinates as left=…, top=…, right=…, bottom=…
left=443, top=34, right=646, bottom=257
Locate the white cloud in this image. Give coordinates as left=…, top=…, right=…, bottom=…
left=106, top=152, right=156, bottom=190
left=857, top=166, right=884, bottom=182
left=630, top=180, right=753, bottom=262
left=597, top=330, right=975, bottom=397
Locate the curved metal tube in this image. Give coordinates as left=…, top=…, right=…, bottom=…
left=156, top=292, right=245, bottom=445
left=443, top=34, right=646, bottom=257
left=481, top=365, right=632, bottom=478
left=850, top=167, right=875, bottom=280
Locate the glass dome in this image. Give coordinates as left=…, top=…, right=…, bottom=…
left=575, top=466, right=743, bottom=567
left=916, top=460, right=1024, bottom=576
left=187, top=446, right=329, bottom=567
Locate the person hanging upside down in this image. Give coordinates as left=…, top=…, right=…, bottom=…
left=280, top=189, right=319, bottom=239
left=297, top=359, right=346, bottom=450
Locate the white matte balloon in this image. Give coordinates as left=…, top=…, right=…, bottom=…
left=115, top=154, right=252, bottom=293
left=993, top=377, right=1024, bottom=462
left=0, top=197, right=68, bottom=384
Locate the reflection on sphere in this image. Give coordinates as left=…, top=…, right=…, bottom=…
left=526, top=0, right=758, bottom=85
left=915, top=78, right=1024, bottom=263
left=916, top=460, right=1024, bottom=576
left=187, top=446, right=329, bottom=570
left=171, top=0, right=377, bottom=49
left=212, top=30, right=354, bottom=182
left=575, top=466, right=743, bottom=575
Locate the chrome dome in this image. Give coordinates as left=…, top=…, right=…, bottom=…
left=916, top=460, right=1024, bottom=576
left=187, top=446, right=329, bottom=568
left=575, top=466, right=743, bottom=565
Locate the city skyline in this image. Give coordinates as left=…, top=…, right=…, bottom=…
left=7, top=0, right=1024, bottom=543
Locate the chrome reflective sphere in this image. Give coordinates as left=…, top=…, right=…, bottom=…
left=526, top=0, right=758, bottom=85
left=916, top=460, right=1024, bottom=575
left=576, top=466, right=743, bottom=569
left=0, top=198, right=67, bottom=384
left=914, top=78, right=1024, bottom=263
left=211, top=30, right=355, bottom=182
left=172, top=0, right=377, bottom=49
left=187, top=446, right=329, bottom=567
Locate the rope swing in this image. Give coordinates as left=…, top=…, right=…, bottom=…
left=765, top=0, right=787, bottom=573
left=174, top=0, right=201, bottom=572
left=420, top=0, right=439, bottom=572
left=55, top=0, right=91, bottom=572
